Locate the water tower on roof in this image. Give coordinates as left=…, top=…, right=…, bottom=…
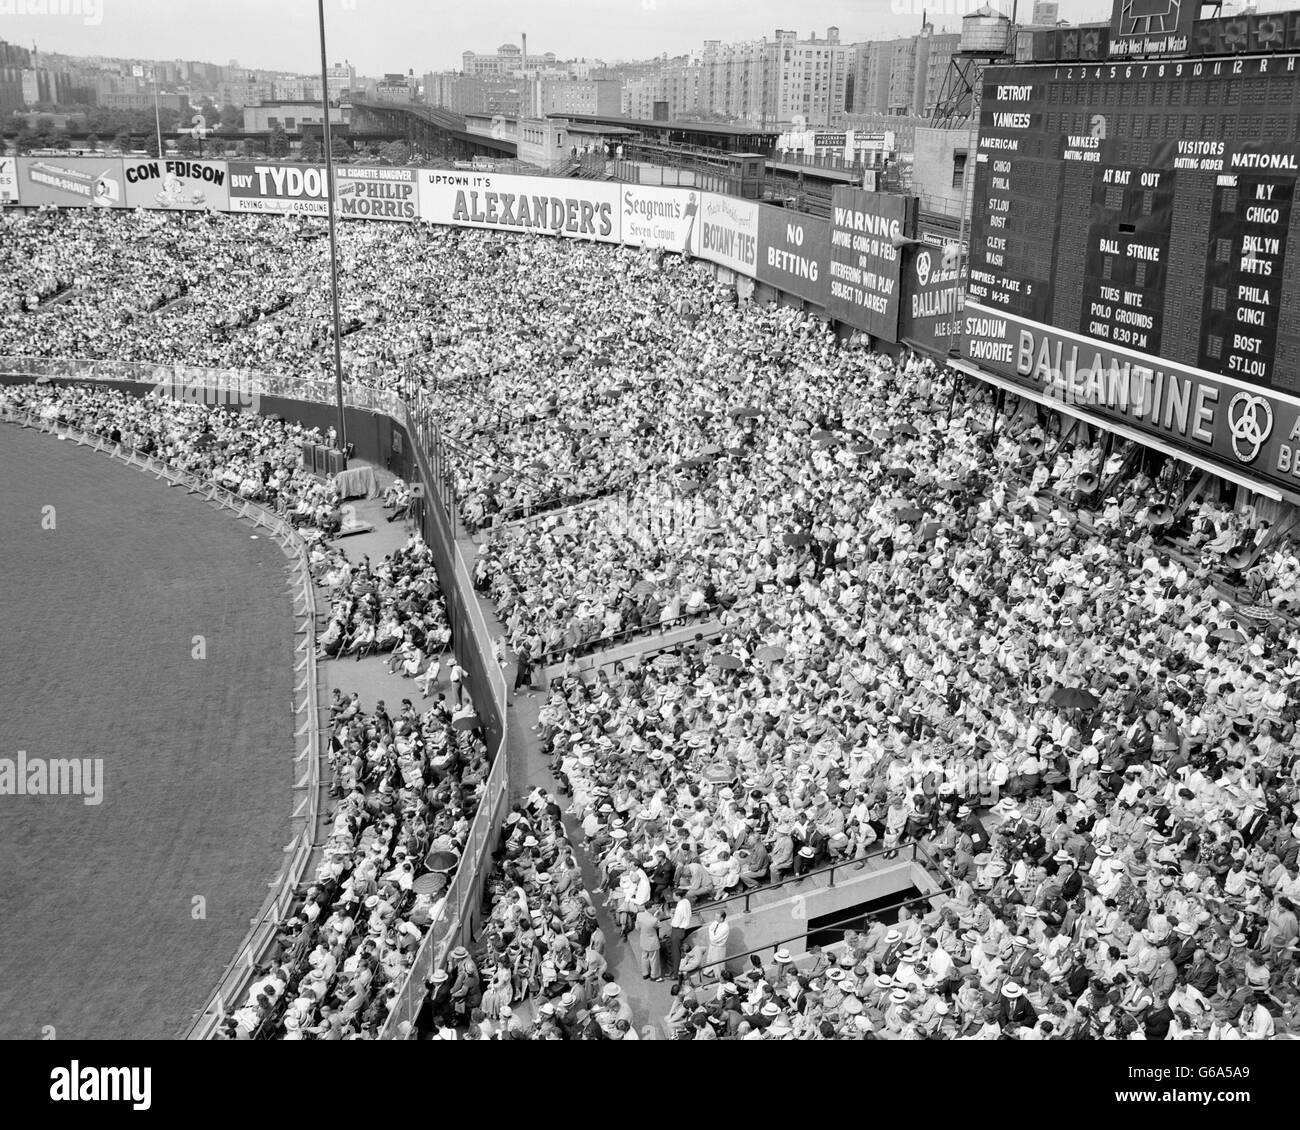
left=930, top=4, right=1014, bottom=127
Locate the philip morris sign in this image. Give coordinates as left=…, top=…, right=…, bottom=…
left=336, top=166, right=418, bottom=222
left=960, top=301, right=1300, bottom=495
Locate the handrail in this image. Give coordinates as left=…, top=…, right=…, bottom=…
left=692, top=882, right=955, bottom=976
left=0, top=355, right=405, bottom=418
left=0, top=400, right=324, bottom=1041
left=534, top=604, right=722, bottom=673
left=690, top=839, right=927, bottom=920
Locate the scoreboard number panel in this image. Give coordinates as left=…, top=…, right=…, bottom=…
left=962, top=54, right=1300, bottom=496
left=968, top=58, right=1300, bottom=393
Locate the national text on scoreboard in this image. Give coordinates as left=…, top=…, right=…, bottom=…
left=961, top=53, right=1300, bottom=496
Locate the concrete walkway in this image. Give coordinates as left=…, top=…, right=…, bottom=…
left=453, top=528, right=673, bottom=1032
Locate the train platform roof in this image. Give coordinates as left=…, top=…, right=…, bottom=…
left=549, top=113, right=782, bottom=138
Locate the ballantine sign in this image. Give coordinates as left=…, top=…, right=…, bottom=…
left=960, top=301, right=1300, bottom=495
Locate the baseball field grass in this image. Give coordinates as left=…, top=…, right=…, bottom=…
left=0, top=424, right=293, bottom=1039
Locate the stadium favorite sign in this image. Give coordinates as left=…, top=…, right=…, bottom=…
left=961, top=301, right=1300, bottom=494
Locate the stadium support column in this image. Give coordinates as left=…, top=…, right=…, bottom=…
left=318, top=0, right=349, bottom=457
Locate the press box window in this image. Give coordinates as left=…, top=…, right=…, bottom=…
left=952, top=151, right=967, bottom=189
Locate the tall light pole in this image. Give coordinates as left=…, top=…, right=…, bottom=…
left=151, top=65, right=164, bottom=159
left=317, top=0, right=349, bottom=457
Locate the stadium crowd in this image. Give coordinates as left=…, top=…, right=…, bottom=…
left=218, top=689, right=491, bottom=1039
left=0, top=380, right=345, bottom=530
left=3, top=208, right=1299, bottom=1039
left=314, top=535, right=452, bottom=673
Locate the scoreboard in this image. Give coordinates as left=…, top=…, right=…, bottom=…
left=960, top=53, right=1300, bottom=496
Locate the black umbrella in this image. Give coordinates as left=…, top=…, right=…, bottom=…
left=1049, top=686, right=1099, bottom=711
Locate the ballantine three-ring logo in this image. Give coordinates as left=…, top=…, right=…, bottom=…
left=915, top=250, right=932, bottom=287
left=1227, top=392, right=1273, bottom=464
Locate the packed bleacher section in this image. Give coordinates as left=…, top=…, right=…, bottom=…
left=313, top=536, right=452, bottom=673
left=0, top=381, right=344, bottom=531
left=2, top=209, right=1298, bottom=1038
left=415, top=788, right=638, bottom=1039
left=218, top=691, right=491, bottom=1039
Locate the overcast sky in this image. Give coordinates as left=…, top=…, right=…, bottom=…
left=5, top=0, right=1123, bottom=75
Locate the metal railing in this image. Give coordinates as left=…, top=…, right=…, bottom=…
left=534, top=604, right=723, bottom=675
left=374, top=391, right=511, bottom=1040
left=692, top=883, right=954, bottom=979
left=0, top=400, right=324, bottom=1041
left=0, top=355, right=405, bottom=418
left=689, top=838, right=932, bottom=920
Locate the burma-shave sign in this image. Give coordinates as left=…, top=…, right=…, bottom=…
left=227, top=162, right=328, bottom=216
left=418, top=170, right=619, bottom=241
left=755, top=205, right=829, bottom=306
left=825, top=187, right=917, bottom=342
left=335, top=165, right=419, bottom=221
left=17, top=157, right=125, bottom=208
left=122, top=159, right=230, bottom=210
left=960, top=300, right=1300, bottom=495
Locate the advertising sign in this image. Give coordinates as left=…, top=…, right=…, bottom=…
left=755, top=205, right=829, bottom=306
left=960, top=301, right=1300, bottom=496
left=228, top=162, right=329, bottom=216
left=336, top=165, right=419, bottom=222
left=825, top=187, right=916, bottom=342
left=900, top=238, right=965, bottom=353
left=418, top=170, right=619, bottom=241
left=16, top=157, right=125, bottom=208
left=0, top=158, right=16, bottom=205
left=121, top=158, right=230, bottom=211
left=1108, top=0, right=1196, bottom=58
left=619, top=185, right=699, bottom=252
left=690, top=193, right=759, bottom=277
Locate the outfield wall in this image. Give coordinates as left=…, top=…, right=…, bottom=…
left=2, top=157, right=944, bottom=348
